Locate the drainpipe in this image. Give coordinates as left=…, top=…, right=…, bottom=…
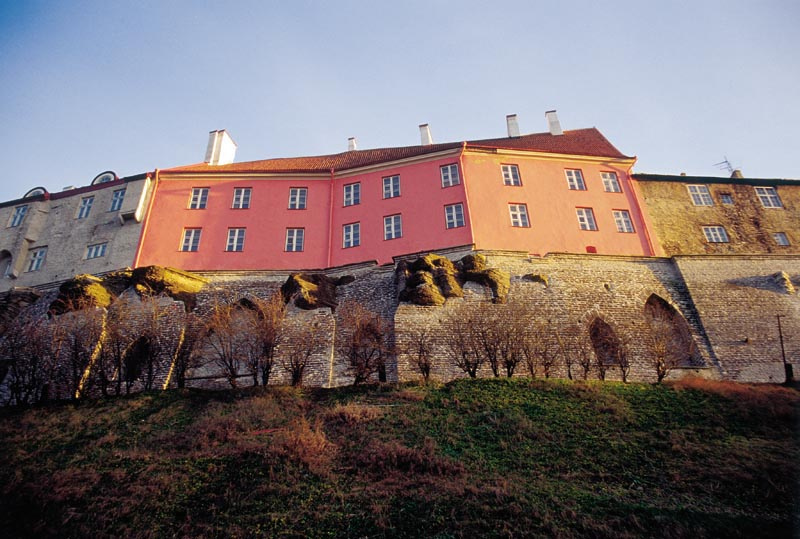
left=133, top=169, right=160, bottom=268
left=457, top=142, right=476, bottom=249
left=327, top=168, right=335, bottom=268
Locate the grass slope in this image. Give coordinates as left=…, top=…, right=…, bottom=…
left=0, top=378, right=797, bottom=538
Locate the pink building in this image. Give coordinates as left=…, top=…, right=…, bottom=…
left=135, top=115, right=651, bottom=271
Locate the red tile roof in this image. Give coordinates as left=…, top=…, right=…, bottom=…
left=164, top=128, right=631, bottom=174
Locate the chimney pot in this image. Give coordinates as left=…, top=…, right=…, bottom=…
left=731, top=169, right=743, bottom=179
left=506, top=114, right=520, bottom=138
left=545, top=110, right=563, bottom=136
left=204, top=130, right=237, bottom=165
left=419, top=124, right=433, bottom=146
left=348, top=137, right=357, bottom=151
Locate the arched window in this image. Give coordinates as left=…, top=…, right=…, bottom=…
left=643, top=294, right=698, bottom=365
left=589, top=317, right=621, bottom=365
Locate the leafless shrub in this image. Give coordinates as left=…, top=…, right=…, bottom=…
left=338, top=301, right=391, bottom=385
left=402, top=328, right=434, bottom=383
left=441, top=302, right=483, bottom=378
left=555, top=323, right=595, bottom=380
left=279, top=316, right=325, bottom=386
left=240, top=294, right=286, bottom=386
left=204, top=301, right=247, bottom=388
left=646, top=316, right=684, bottom=383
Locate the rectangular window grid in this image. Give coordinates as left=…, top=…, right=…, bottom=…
left=86, top=243, right=107, bottom=259
left=601, top=172, right=621, bottom=193
left=576, top=208, right=598, bottom=231
left=285, top=228, right=305, bottom=252
left=27, top=247, right=46, bottom=272
left=773, top=232, right=790, bottom=246
left=9, top=205, right=27, bottom=227
left=288, top=187, right=307, bottom=209
left=502, top=164, right=521, bottom=186
left=445, top=203, right=465, bottom=229
left=755, top=187, right=783, bottom=208
left=613, top=210, right=634, bottom=233
left=344, top=183, right=360, bottom=206
left=189, top=188, right=209, bottom=209
left=232, top=188, right=251, bottom=209
left=77, top=196, right=94, bottom=219
left=383, top=175, right=400, bottom=199
left=343, top=222, right=360, bottom=248
left=110, top=189, right=126, bottom=211
left=384, top=214, right=402, bottom=240
left=181, top=228, right=202, bottom=252
left=566, top=169, right=586, bottom=190
left=508, top=204, right=529, bottom=227
left=226, top=228, right=246, bottom=252
left=702, top=226, right=729, bottom=243
left=720, top=193, right=734, bottom=205
left=441, top=164, right=460, bottom=187
left=687, top=185, right=713, bottom=206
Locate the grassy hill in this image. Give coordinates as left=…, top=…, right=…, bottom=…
left=0, top=378, right=797, bottom=538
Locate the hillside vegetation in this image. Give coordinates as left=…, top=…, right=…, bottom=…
left=0, top=378, right=797, bottom=538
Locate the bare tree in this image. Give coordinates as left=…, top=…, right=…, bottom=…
left=170, top=311, right=206, bottom=389
left=240, top=294, right=286, bottom=386
left=441, top=303, right=483, bottom=379
left=615, top=328, right=633, bottom=383
left=50, top=303, right=105, bottom=399
left=532, top=320, right=559, bottom=378
left=473, top=304, right=502, bottom=377
left=497, top=302, right=526, bottom=377
left=338, top=301, right=391, bottom=385
left=204, top=301, right=247, bottom=388
left=403, top=328, right=435, bottom=383
left=280, top=318, right=325, bottom=386
left=645, top=316, right=684, bottom=383
left=556, top=323, right=594, bottom=381
left=0, top=315, right=60, bottom=405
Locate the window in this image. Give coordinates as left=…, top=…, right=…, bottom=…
left=719, top=193, right=734, bottom=205
left=773, top=232, right=790, bottom=246
left=9, top=205, right=27, bottom=227
left=181, top=228, right=202, bottom=252
left=232, top=188, right=251, bottom=209
left=343, top=222, right=360, bottom=248
left=344, top=183, right=360, bottom=206
left=576, top=208, right=598, bottom=231
left=285, top=228, right=304, bottom=251
left=226, top=228, right=246, bottom=252
left=565, top=169, right=586, bottom=190
left=26, top=247, right=46, bottom=272
left=77, top=196, right=94, bottom=219
left=383, top=175, right=400, bottom=198
left=508, top=204, right=529, bottom=227
left=613, top=210, right=634, bottom=233
left=601, top=172, right=621, bottom=193
left=384, top=214, right=402, bottom=240
left=189, top=187, right=209, bottom=209
left=441, top=164, right=460, bottom=187
left=288, top=187, right=307, bottom=209
left=445, top=203, right=465, bottom=229
left=755, top=186, right=783, bottom=208
left=687, top=185, right=713, bottom=206
left=110, top=189, right=126, bottom=211
left=501, top=164, right=521, bottom=186
left=702, top=226, right=729, bottom=243
left=86, top=243, right=107, bottom=259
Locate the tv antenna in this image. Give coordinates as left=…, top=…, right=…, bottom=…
left=713, top=157, right=734, bottom=175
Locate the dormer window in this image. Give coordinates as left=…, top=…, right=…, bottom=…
left=9, top=205, right=28, bottom=228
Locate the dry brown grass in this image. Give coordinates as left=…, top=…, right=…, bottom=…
left=669, top=377, right=799, bottom=418
left=324, top=402, right=385, bottom=425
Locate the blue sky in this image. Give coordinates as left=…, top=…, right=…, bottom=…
left=1, top=0, right=798, bottom=201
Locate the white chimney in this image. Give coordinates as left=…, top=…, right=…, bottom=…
left=419, top=124, right=433, bottom=146
left=545, top=110, right=563, bottom=136
left=506, top=114, right=520, bottom=138
left=348, top=137, right=357, bottom=151
left=204, top=130, right=237, bottom=166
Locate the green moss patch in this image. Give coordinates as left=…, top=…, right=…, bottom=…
left=398, top=253, right=509, bottom=305
left=281, top=273, right=352, bottom=310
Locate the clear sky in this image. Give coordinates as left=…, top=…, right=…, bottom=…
left=1, top=0, right=798, bottom=202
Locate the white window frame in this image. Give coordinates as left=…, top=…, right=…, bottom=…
left=444, top=203, right=465, bottom=229
left=384, top=214, right=402, bottom=240
left=77, top=196, right=94, bottom=219
left=441, top=164, right=460, bottom=187
left=344, top=182, right=360, bottom=206
left=226, top=228, right=246, bottom=252
left=26, top=247, right=46, bottom=272
left=285, top=228, right=305, bottom=252
left=383, top=175, right=400, bottom=199
left=687, top=185, right=713, bottom=206
left=189, top=187, right=209, bottom=209
left=181, top=228, right=202, bottom=252
left=576, top=208, right=598, bottom=231
left=232, top=187, right=251, bottom=209
left=288, top=187, right=307, bottom=210
left=773, top=232, right=790, bottom=246
left=86, top=242, right=108, bottom=259
left=110, top=189, right=126, bottom=211
left=508, top=204, right=529, bottom=227
left=501, top=164, right=521, bottom=186
left=565, top=169, right=586, bottom=190
left=702, top=226, right=729, bottom=243
left=612, top=210, right=634, bottom=233
left=9, top=205, right=28, bottom=227
left=343, top=222, right=360, bottom=248
left=601, top=172, right=621, bottom=193
left=755, top=186, right=782, bottom=208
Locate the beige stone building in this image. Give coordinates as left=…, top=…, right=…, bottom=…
left=0, top=171, right=153, bottom=291
left=632, top=172, right=800, bottom=256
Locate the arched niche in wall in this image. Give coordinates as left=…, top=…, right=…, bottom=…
left=643, top=294, right=699, bottom=365
left=588, top=317, right=620, bottom=365
left=0, top=250, right=13, bottom=278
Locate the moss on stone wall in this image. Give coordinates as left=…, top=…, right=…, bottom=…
left=398, top=253, right=510, bottom=305
left=281, top=273, right=354, bottom=310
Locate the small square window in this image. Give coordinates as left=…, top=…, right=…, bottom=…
left=181, top=228, right=202, bottom=251
left=565, top=169, right=586, bottom=190
left=501, top=165, right=521, bottom=186
left=384, top=214, right=402, bottom=240
left=226, top=228, right=246, bottom=252
left=343, top=222, right=360, bottom=248
left=110, top=189, right=126, bottom=211
left=288, top=187, right=307, bottom=209
left=755, top=186, right=782, bottom=208
left=687, top=185, right=713, bottom=206
left=232, top=188, right=251, bottom=209
left=86, top=243, right=108, bottom=259
left=26, top=247, right=47, bottom=272
left=612, top=210, right=634, bottom=233
left=285, top=228, right=304, bottom=252
left=576, top=208, right=598, bottom=231
left=441, top=164, right=460, bottom=187
left=344, top=183, right=361, bottom=206
left=773, top=232, right=790, bottom=246
left=383, top=175, right=401, bottom=199
left=702, top=226, right=729, bottom=243
left=9, top=205, right=27, bottom=227
left=601, top=172, right=621, bottom=193
left=445, top=203, right=465, bottom=229
left=719, top=193, right=734, bottom=205
left=508, top=204, right=529, bottom=227
left=77, top=196, right=94, bottom=219
left=189, top=188, right=209, bottom=209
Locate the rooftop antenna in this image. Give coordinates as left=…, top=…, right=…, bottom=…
left=713, top=156, right=734, bottom=175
